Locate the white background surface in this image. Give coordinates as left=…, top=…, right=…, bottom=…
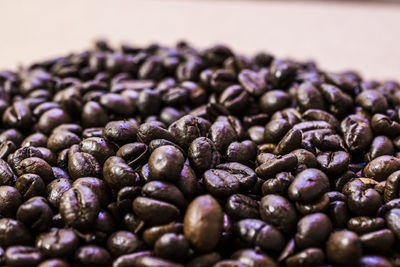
left=1, top=0, right=399, bottom=81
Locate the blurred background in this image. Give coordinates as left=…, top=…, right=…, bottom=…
left=1, top=0, right=399, bottom=80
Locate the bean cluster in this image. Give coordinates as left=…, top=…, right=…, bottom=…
left=0, top=40, right=400, bottom=267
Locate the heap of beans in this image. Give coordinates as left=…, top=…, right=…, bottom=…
left=0, top=41, right=400, bottom=267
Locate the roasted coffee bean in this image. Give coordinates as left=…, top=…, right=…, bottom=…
left=264, top=119, right=291, bottom=144
left=235, top=218, right=285, bottom=252
left=326, top=230, right=362, bottom=267
left=256, top=153, right=298, bottom=179
left=68, top=152, right=102, bottom=179
left=260, top=194, right=296, bottom=233
left=285, top=248, right=324, bottom=267
left=133, top=196, right=180, bottom=226
left=137, top=122, right=176, bottom=145
left=343, top=178, right=382, bottom=216
left=148, top=145, right=185, bottom=182
left=116, top=142, right=149, bottom=169
left=36, top=228, right=79, bottom=257
left=154, top=233, right=190, bottom=262
left=209, top=120, right=238, bottom=153
left=386, top=208, right=400, bottom=239
left=103, top=119, right=138, bottom=145
left=142, top=180, right=187, bottom=209
left=74, top=245, right=112, bottom=267
left=359, top=255, right=393, bottom=267
left=107, top=231, right=141, bottom=257
left=363, top=155, right=400, bottom=181
left=188, top=137, right=220, bottom=173
left=232, top=249, right=279, bottom=267
left=360, top=229, right=395, bottom=253
left=16, top=157, right=54, bottom=183
left=261, top=172, right=294, bottom=196
left=38, top=108, right=71, bottom=134
left=46, top=178, right=72, bottom=208
left=0, top=158, right=17, bottom=185
left=0, top=141, right=16, bottom=160
left=316, top=150, right=349, bottom=176
left=59, top=185, right=100, bottom=231
left=16, top=196, right=52, bottom=232
left=143, top=222, right=183, bottom=247
left=219, top=85, right=249, bottom=114
left=72, top=177, right=111, bottom=207
left=79, top=137, right=116, bottom=164
left=295, top=213, right=332, bottom=249
left=295, top=192, right=330, bottom=215
left=260, top=90, right=291, bottom=115
left=226, top=194, right=259, bottom=220
left=288, top=168, right=330, bottom=203
left=103, top=156, right=138, bottom=191
left=0, top=218, right=33, bottom=247
left=238, top=69, right=267, bottom=96
left=365, top=135, right=394, bottom=162
left=274, top=128, right=302, bottom=155
left=384, top=170, right=400, bottom=202
left=356, top=90, right=388, bottom=114
left=15, top=173, right=45, bottom=200
left=184, top=195, right=223, bottom=252
left=9, top=146, right=43, bottom=171
left=341, top=115, right=373, bottom=153
left=0, top=129, right=23, bottom=146
left=5, top=246, right=43, bottom=267
left=0, top=186, right=21, bottom=217
left=371, top=113, right=400, bottom=137
left=47, top=131, right=80, bottom=153
left=296, top=82, right=326, bottom=112
left=347, top=216, right=385, bottom=235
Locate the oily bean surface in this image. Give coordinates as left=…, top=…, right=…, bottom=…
left=1, top=41, right=400, bottom=266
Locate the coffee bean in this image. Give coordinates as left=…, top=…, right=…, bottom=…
left=68, top=152, right=102, bottom=179
left=103, top=119, right=138, bottom=145
left=133, top=196, right=180, bottom=226
left=235, top=219, right=284, bottom=252
left=184, top=195, right=223, bottom=252
left=359, top=256, right=393, bottom=267
left=16, top=196, right=52, bottom=232
left=154, top=233, right=190, bottom=262
left=256, top=153, right=298, bottom=179
left=285, top=248, right=324, bottom=267
left=226, top=194, right=259, bottom=220
left=5, top=246, right=42, bottom=267
left=36, top=228, right=79, bottom=257
left=103, top=156, right=138, bottom=191
left=288, top=168, right=330, bottom=203
left=260, top=194, right=296, bottom=233
left=148, top=145, right=185, bottom=182
left=360, top=229, right=394, bottom=254
left=363, top=155, right=400, bottom=181
left=326, top=230, right=362, bottom=267
left=107, top=231, right=141, bottom=257
left=238, top=69, right=267, bottom=96
left=0, top=218, right=32, bottom=247
left=17, top=157, right=54, bottom=183
left=74, top=245, right=112, bottom=267
left=46, top=178, right=72, bottom=208
left=386, top=208, right=400, bottom=239
left=295, top=213, right=332, bottom=249
left=59, top=185, right=100, bottom=231
left=347, top=216, right=385, bottom=235
left=188, top=137, right=220, bottom=173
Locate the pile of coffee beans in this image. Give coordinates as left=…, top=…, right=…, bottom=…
left=1, top=40, right=400, bottom=267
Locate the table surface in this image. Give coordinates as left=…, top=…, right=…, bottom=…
left=1, top=0, right=399, bottom=81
